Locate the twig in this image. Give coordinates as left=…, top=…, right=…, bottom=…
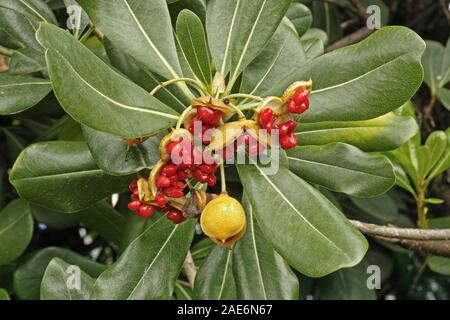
left=439, top=0, right=450, bottom=22
left=350, top=220, right=450, bottom=241
left=376, top=237, right=450, bottom=258
left=421, top=94, right=437, bottom=129
left=183, top=250, right=197, bottom=288
left=325, top=27, right=374, bottom=52
left=408, top=256, right=429, bottom=297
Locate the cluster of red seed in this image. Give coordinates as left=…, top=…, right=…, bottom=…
left=127, top=179, right=185, bottom=223
left=259, top=87, right=310, bottom=150
left=188, top=106, right=222, bottom=144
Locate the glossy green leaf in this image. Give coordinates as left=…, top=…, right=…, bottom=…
left=41, top=258, right=95, bottom=300
left=191, top=238, right=215, bottom=268
left=169, top=0, right=206, bottom=25
left=31, top=204, right=78, bottom=230
left=311, top=1, right=342, bottom=44
left=425, top=131, right=447, bottom=175
left=422, top=39, right=450, bottom=95
left=302, top=38, right=324, bottom=60
left=286, top=2, right=312, bottom=37
left=287, top=143, right=395, bottom=197
left=0, top=73, right=51, bottom=115
left=8, top=47, right=46, bottom=74
left=437, top=87, right=450, bottom=110
left=36, top=23, right=179, bottom=138
left=427, top=128, right=450, bottom=181
left=103, top=37, right=188, bottom=113
left=0, top=200, right=33, bottom=265
left=301, top=27, right=328, bottom=46
left=78, top=0, right=183, bottom=82
left=240, top=21, right=307, bottom=98
left=0, top=0, right=57, bottom=24
left=206, top=0, right=291, bottom=80
left=267, top=27, right=425, bottom=122
left=296, top=112, right=418, bottom=152
left=0, top=288, right=10, bottom=300
left=193, top=246, right=236, bottom=300
left=176, top=9, right=211, bottom=85
left=233, top=196, right=299, bottom=299
left=349, top=193, right=400, bottom=225
left=75, top=202, right=127, bottom=247
left=428, top=217, right=450, bottom=276
left=237, top=163, right=368, bottom=277
left=13, top=247, right=105, bottom=300
left=9, top=141, right=133, bottom=212
left=316, top=263, right=376, bottom=300
left=82, top=126, right=162, bottom=176
left=91, top=217, right=195, bottom=300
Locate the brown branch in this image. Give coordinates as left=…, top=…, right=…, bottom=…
left=376, top=237, right=450, bottom=258
left=325, top=27, right=374, bottom=52
left=350, top=220, right=450, bottom=241
left=421, top=94, right=437, bottom=129
left=183, top=250, right=197, bottom=288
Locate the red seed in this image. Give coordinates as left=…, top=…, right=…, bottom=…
left=128, top=180, right=137, bottom=191
left=287, top=100, right=302, bottom=114
left=197, top=107, right=215, bottom=123
left=279, top=120, right=298, bottom=136
left=177, top=170, right=189, bottom=180
left=259, top=108, right=273, bottom=127
left=132, top=188, right=139, bottom=197
left=137, top=205, right=155, bottom=218
left=163, top=187, right=185, bottom=198
left=155, top=194, right=167, bottom=207
left=208, top=110, right=222, bottom=125
left=156, top=175, right=171, bottom=188
left=166, top=140, right=180, bottom=155
left=160, top=163, right=178, bottom=177
left=127, top=200, right=141, bottom=212
left=172, top=181, right=185, bottom=189
left=248, top=143, right=265, bottom=157
left=192, top=169, right=210, bottom=184
left=167, top=210, right=186, bottom=224
left=280, top=133, right=298, bottom=150
left=198, top=164, right=217, bottom=174
left=292, top=87, right=309, bottom=105
left=207, top=174, right=217, bottom=187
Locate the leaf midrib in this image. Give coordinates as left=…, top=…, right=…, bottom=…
left=287, top=156, right=392, bottom=180
left=0, top=209, right=28, bottom=237
left=251, top=162, right=353, bottom=261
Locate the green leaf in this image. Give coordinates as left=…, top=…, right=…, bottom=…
left=174, top=281, right=193, bottom=300
left=286, top=2, right=312, bottom=37
left=427, top=217, right=450, bottom=276
left=103, top=37, right=188, bottom=113
left=13, top=247, right=105, bottom=300
left=267, top=27, right=425, bottom=122
left=176, top=9, right=211, bottom=85
left=240, top=20, right=307, bottom=98
left=82, top=126, right=162, bottom=176
left=0, top=73, right=51, bottom=115
left=300, top=27, right=328, bottom=46
left=36, top=23, right=179, bottom=138
left=206, top=0, right=291, bottom=80
left=311, top=1, right=342, bottom=44
left=78, top=0, right=183, bottom=82
left=41, top=258, right=95, bottom=300
left=191, top=238, right=215, bottom=268
left=31, top=204, right=79, bottom=230
left=287, top=143, right=395, bottom=197
left=193, top=246, right=236, bottom=300
left=424, top=198, right=445, bottom=205
left=233, top=196, right=299, bottom=299
left=296, top=112, right=418, bottom=152
left=91, top=217, right=195, bottom=300
left=302, top=38, right=324, bottom=60
left=0, top=200, right=33, bottom=265
left=9, top=141, right=133, bottom=212
left=349, top=193, right=400, bottom=225
left=8, top=47, right=46, bottom=75
left=316, top=262, right=376, bottom=300
left=75, top=202, right=127, bottom=247
left=436, top=87, right=450, bottom=110
left=0, top=0, right=57, bottom=24
left=169, top=0, right=206, bottom=25
left=422, top=39, right=450, bottom=94
left=237, top=163, right=368, bottom=277
left=0, top=288, right=10, bottom=300
left=427, top=128, right=450, bottom=180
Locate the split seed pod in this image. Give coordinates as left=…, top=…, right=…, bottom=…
left=159, top=128, right=192, bottom=161
left=281, top=80, right=313, bottom=103
left=192, top=96, right=234, bottom=118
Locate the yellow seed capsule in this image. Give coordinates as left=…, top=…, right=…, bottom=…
left=200, top=194, right=247, bottom=248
